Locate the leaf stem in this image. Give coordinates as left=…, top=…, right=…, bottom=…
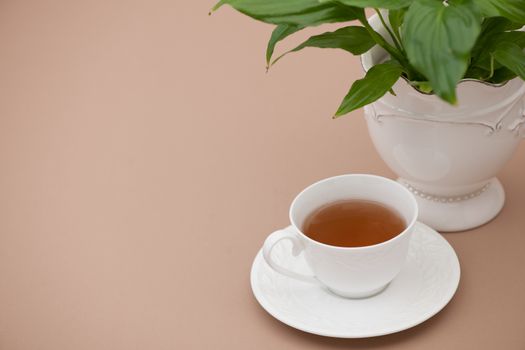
left=484, top=54, right=495, bottom=80
left=374, top=9, right=404, bottom=54
left=390, top=17, right=402, bottom=44
left=357, top=16, right=415, bottom=79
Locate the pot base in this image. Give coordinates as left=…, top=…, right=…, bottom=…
left=398, top=178, right=505, bottom=232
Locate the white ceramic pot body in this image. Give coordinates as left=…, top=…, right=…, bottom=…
left=362, top=15, right=525, bottom=232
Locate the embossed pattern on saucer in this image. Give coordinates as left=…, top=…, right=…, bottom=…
left=250, top=222, right=460, bottom=338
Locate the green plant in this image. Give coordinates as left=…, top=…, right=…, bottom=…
left=211, top=0, right=525, bottom=117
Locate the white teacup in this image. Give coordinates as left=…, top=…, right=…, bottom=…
left=263, top=174, right=418, bottom=298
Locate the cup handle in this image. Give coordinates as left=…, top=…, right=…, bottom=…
left=262, top=226, right=318, bottom=284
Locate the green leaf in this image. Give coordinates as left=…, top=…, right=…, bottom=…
left=212, top=0, right=364, bottom=26
left=216, top=1, right=366, bottom=68
left=495, top=31, right=525, bottom=49
left=490, top=67, right=518, bottom=83
left=473, top=31, right=525, bottom=70
left=266, top=5, right=364, bottom=26
left=334, top=61, right=403, bottom=117
left=473, top=18, right=520, bottom=54
left=481, top=17, right=522, bottom=36
left=272, top=26, right=375, bottom=66
left=464, top=65, right=492, bottom=80
left=475, top=0, right=525, bottom=25
left=411, top=81, right=433, bottom=94
left=213, top=0, right=321, bottom=15
left=471, top=17, right=521, bottom=63
left=266, top=24, right=303, bottom=66
left=320, top=0, right=414, bottom=10
left=492, top=42, right=525, bottom=80
left=402, top=0, right=482, bottom=104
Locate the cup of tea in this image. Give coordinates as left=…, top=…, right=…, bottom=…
left=263, top=174, right=418, bottom=298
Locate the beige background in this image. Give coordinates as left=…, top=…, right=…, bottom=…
left=0, top=1, right=524, bottom=349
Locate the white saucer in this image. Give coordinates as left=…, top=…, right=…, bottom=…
left=250, top=222, right=460, bottom=338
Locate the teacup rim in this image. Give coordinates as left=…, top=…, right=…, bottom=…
left=289, top=174, right=419, bottom=251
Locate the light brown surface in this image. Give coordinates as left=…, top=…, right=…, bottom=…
left=0, top=1, right=524, bottom=349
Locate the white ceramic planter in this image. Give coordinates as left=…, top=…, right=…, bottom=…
left=362, top=16, right=525, bottom=232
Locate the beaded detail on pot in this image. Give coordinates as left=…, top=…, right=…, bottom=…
left=401, top=181, right=491, bottom=203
